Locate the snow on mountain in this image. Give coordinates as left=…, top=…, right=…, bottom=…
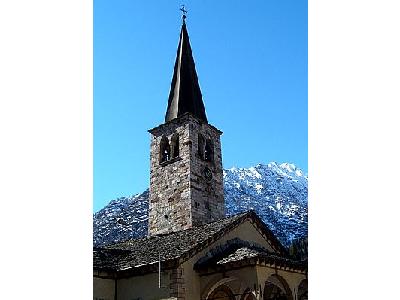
left=93, top=191, right=149, bottom=246
left=93, top=162, right=308, bottom=248
left=224, top=162, right=308, bottom=247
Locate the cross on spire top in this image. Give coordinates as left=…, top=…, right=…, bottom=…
left=180, top=5, right=187, bottom=23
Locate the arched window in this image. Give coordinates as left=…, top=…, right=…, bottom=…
left=198, top=133, right=205, bottom=159
left=159, top=136, right=170, bottom=163
left=207, top=285, right=235, bottom=300
left=204, top=139, right=214, bottom=162
left=263, top=274, right=293, bottom=300
left=171, top=133, right=179, bottom=159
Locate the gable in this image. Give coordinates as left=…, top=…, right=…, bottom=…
left=182, top=219, right=282, bottom=272
left=182, top=218, right=285, bottom=272
left=216, top=219, right=279, bottom=254
left=180, top=218, right=291, bottom=297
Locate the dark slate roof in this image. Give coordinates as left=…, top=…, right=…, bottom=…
left=93, top=211, right=289, bottom=275
left=194, top=244, right=307, bottom=273
left=217, top=247, right=260, bottom=264
left=164, top=22, right=207, bottom=123
left=93, top=248, right=131, bottom=272
left=222, top=247, right=307, bottom=271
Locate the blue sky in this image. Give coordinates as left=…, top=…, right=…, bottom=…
left=94, top=0, right=308, bottom=212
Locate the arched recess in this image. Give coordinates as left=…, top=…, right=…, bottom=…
left=240, top=288, right=257, bottom=300
left=202, top=277, right=237, bottom=300
left=171, top=133, right=179, bottom=159
left=207, top=284, right=235, bottom=300
left=198, top=133, right=205, bottom=159
left=263, top=274, right=293, bottom=300
left=159, top=136, right=170, bottom=163
left=204, top=139, right=214, bottom=162
left=297, top=279, right=307, bottom=300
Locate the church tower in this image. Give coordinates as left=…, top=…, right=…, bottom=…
left=148, top=17, right=225, bottom=236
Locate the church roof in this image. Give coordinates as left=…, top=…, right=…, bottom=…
left=94, top=211, right=290, bottom=276
left=194, top=244, right=307, bottom=273
left=164, top=21, right=207, bottom=123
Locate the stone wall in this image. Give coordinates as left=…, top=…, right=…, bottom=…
left=148, top=113, right=224, bottom=235
left=169, top=266, right=186, bottom=300
left=189, top=118, right=225, bottom=227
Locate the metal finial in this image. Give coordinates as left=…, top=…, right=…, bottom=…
left=180, top=5, right=188, bottom=23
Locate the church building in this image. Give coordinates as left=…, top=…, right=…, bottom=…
left=93, top=13, right=307, bottom=300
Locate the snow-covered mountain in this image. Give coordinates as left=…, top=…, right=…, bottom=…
left=93, top=162, right=308, bottom=248
left=224, top=162, right=308, bottom=247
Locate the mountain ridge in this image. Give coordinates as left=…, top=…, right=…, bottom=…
left=93, top=162, right=308, bottom=248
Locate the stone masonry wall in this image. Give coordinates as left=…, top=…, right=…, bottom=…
left=169, top=266, right=185, bottom=300
left=189, top=119, right=225, bottom=227
left=148, top=113, right=224, bottom=236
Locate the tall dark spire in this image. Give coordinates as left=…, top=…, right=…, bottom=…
left=165, top=18, right=208, bottom=123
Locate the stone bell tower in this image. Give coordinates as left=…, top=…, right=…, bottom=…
left=148, top=18, right=224, bottom=236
